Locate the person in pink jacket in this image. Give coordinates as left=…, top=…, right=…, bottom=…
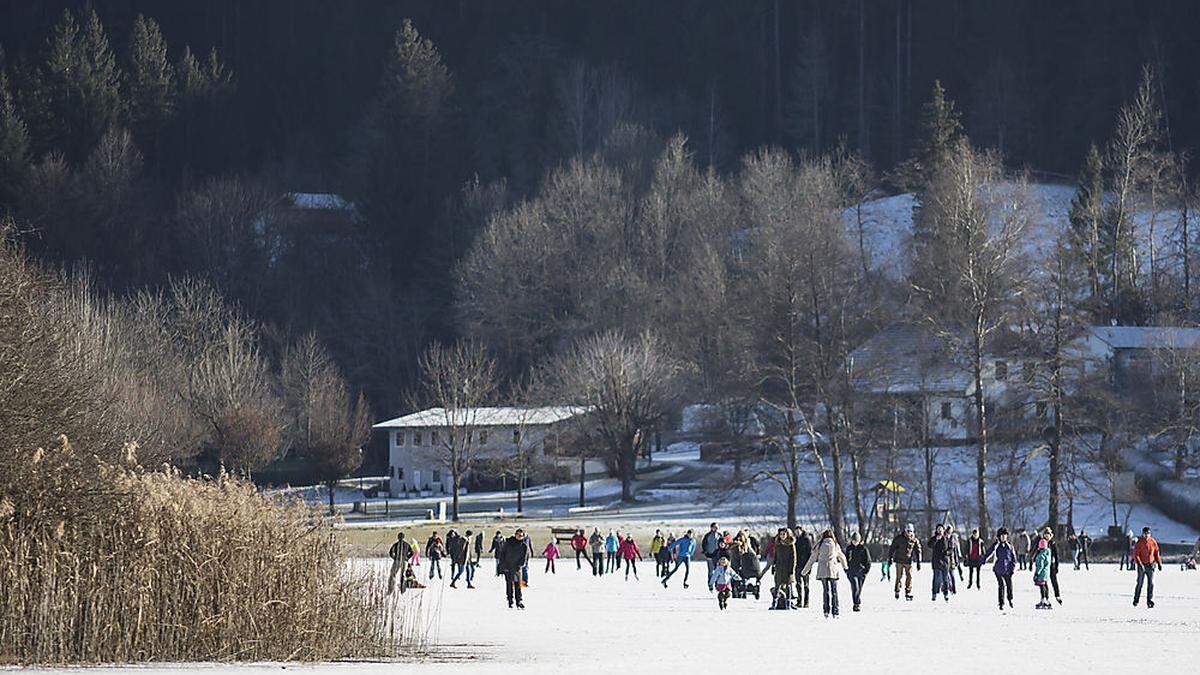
left=618, top=535, right=644, bottom=580
left=543, top=540, right=560, bottom=574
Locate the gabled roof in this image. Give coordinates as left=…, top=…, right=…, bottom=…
left=373, top=406, right=592, bottom=429
left=846, top=324, right=972, bottom=395
left=1087, top=326, right=1200, bottom=350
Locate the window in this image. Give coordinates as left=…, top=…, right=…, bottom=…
left=432, top=469, right=441, bottom=483
left=1035, top=401, right=1047, bottom=418
left=397, top=467, right=404, bottom=480
left=513, top=429, right=521, bottom=444
left=1023, top=362, right=1035, bottom=383
left=478, top=430, right=488, bottom=444
left=413, top=431, right=422, bottom=446
left=940, top=402, right=953, bottom=420
left=394, top=431, right=404, bottom=447
left=994, top=360, right=1009, bottom=381
left=431, top=430, right=439, bottom=445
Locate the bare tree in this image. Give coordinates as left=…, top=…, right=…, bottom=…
left=416, top=340, right=498, bottom=521
left=542, top=331, right=684, bottom=502
left=910, top=139, right=1033, bottom=535
left=281, top=332, right=370, bottom=515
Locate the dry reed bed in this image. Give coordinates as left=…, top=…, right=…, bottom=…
left=0, top=437, right=419, bottom=665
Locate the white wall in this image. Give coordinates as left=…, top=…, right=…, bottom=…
left=386, top=424, right=561, bottom=495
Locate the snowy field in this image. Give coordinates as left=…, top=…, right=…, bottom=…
left=17, top=561, right=1200, bottom=674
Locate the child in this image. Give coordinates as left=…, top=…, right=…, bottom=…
left=709, top=556, right=742, bottom=610
left=543, top=540, right=560, bottom=574
left=879, top=557, right=892, bottom=581
left=1033, top=538, right=1052, bottom=609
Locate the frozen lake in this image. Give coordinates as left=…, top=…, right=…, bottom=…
left=20, top=559, right=1200, bottom=673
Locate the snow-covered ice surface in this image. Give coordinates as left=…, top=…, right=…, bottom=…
left=17, top=562, right=1200, bottom=674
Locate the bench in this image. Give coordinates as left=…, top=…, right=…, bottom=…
left=551, top=527, right=578, bottom=544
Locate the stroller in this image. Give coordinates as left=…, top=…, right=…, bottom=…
left=732, top=551, right=762, bottom=600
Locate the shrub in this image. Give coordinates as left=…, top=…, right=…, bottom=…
left=0, top=437, right=413, bottom=664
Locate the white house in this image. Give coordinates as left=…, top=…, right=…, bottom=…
left=846, top=324, right=1046, bottom=443
left=372, top=406, right=591, bottom=496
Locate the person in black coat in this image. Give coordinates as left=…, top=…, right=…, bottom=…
left=928, top=524, right=951, bottom=601
left=387, top=532, right=415, bottom=595
left=1041, top=527, right=1063, bottom=604
left=498, top=528, right=531, bottom=609
left=845, top=532, right=872, bottom=612
left=792, top=526, right=814, bottom=608
left=448, top=531, right=470, bottom=588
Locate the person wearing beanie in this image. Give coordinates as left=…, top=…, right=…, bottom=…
left=1033, top=537, right=1053, bottom=609
left=887, top=524, right=922, bottom=601
left=981, top=527, right=1017, bottom=610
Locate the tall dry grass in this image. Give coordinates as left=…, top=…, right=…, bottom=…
left=0, top=436, right=419, bottom=664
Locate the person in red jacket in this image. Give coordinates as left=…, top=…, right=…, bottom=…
left=1132, top=526, right=1163, bottom=608
left=618, top=535, right=644, bottom=580
left=570, top=529, right=591, bottom=571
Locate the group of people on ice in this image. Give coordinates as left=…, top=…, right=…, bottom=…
left=384, top=520, right=1172, bottom=613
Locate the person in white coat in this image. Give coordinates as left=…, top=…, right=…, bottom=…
left=802, top=529, right=850, bottom=618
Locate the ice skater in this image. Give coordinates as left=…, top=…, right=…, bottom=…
left=845, top=532, right=871, bottom=612
left=1034, top=538, right=1052, bottom=609
left=946, top=525, right=963, bottom=586
left=1015, top=528, right=1031, bottom=571
left=793, top=526, right=813, bottom=608
left=769, top=527, right=797, bottom=609
left=605, top=530, right=619, bottom=574
left=709, top=556, right=742, bottom=610
left=1039, top=527, right=1063, bottom=604
left=1075, top=529, right=1091, bottom=570
left=449, top=530, right=471, bottom=588
left=589, top=529, right=605, bottom=576
left=387, top=532, right=415, bottom=595
left=965, top=528, right=984, bottom=589
left=1120, top=530, right=1135, bottom=571
left=887, top=524, right=922, bottom=601
left=1132, top=526, right=1162, bottom=608
left=803, top=530, right=849, bottom=618
left=618, top=535, right=643, bottom=580
left=662, top=529, right=697, bottom=588
left=702, top=522, right=723, bottom=591
left=928, top=524, right=952, bottom=602
left=571, top=529, right=590, bottom=570
left=425, top=531, right=446, bottom=580
left=489, top=530, right=504, bottom=575
left=981, top=527, right=1017, bottom=610
left=543, top=539, right=560, bottom=574
left=498, top=528, right=530, bottom=609
left=649, top=530, right=666, bottom=575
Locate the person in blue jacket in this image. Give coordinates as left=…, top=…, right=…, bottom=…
left=980, top=527, right=1018, bottom=611
left=604, top=530, right=620, bottom=573
left=709, top=556, right=743, bottom=610
left=662, top=529, right=697, bottom=589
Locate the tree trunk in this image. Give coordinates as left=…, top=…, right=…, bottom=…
left=786, top=479, right=798, bottom=529
left=620, top=438, right=635, bottom=502
left=451, top=471, right=460, bottom=522
left=579, top=455, right=586, bottom=508
left=327, top=479, right=336, bottom=516
left=517, top=468, right=524, bottom=513
left=973, top=337, right=990, bottom=536
left=850, top=448, right=867, bottom=541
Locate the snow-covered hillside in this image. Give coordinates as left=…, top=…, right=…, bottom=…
left=847, top=182, right=1187, bottom=281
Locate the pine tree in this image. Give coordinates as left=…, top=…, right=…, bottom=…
left=173, top=45, right=233, bottom=176
left=1068, top=143, right=1105, bottom=313
left=127, top=15, right=174, bottom=165
left=349, top=18, right=458, bottom=287
left=0, top=64, right=30, bottom=207
left=29, top=9, right=123, bottom=161
left=916, top=80, right=962, bottom=185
